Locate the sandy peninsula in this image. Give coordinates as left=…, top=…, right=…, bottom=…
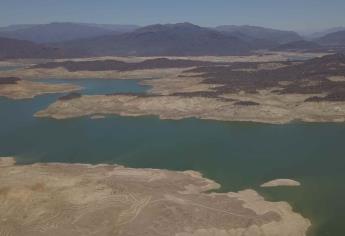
left=34, top=93, right=345, bottom=124
left=32, top=53, right=345, bottom=124
left=0, top=77, right=80, bottom=100
left=0, top=157, right=310, bottom=236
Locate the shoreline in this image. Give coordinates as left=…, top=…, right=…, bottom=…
left=34, top=93, right=345, bottom=124
left=18, top=53, right=345, bottom=124
left=0, top=79, right=81, bottom=99
left=0, top=157, right=311, bottom=236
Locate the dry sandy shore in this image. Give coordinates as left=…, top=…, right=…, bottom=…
left=0, top=52, right=326, bottom=80
left=3, top=52, right=344, bottom=123
left=0, top=67, right=191, bottom=80
left=0, top=157, right=310, bottom=236
left=0, top=80, right=80, bottom=99
left=24, top=53, right=344, bottom=124
left=261, top=179, right=301, bottom=187
left=35, top=93, right=345, bottom=124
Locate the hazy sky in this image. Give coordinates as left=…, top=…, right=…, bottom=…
left=1, top=0, right=345, bottom=31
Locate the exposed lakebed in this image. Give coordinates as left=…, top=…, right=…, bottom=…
left=0, top=78, right=344, bottom=236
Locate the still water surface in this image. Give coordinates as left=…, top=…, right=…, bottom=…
left=0, top=78, right=344, bottom=236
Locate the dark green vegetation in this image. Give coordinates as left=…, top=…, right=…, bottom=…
left=0, top=79, right=344, bottom=236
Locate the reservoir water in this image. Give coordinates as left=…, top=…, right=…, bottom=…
left=0, top=78, right=344, bottom=236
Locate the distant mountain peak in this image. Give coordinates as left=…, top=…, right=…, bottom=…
left=316, top=30, right=345, bottom=46
left=0, top=22, right=139, bottom=43
left=169, top=22, right=201, bottom=28
left=134, top=22, right=202, bottom=33
left=215, top=25, right=302, bottom=44
left=56, top=23, right=253, bottom=56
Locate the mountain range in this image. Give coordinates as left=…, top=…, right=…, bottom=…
left=0, top=37, right=66, bottom=59
left=0, top=22, right=344, bottom=58
left=0, top=22, right=139, bottom=43
left=215, top=25, right=302, bottom=44
left=55, top=23, right=255, bottom=56
left=305, top=27, right=345, bottom=39
left=315, top=30, right=345, bottom=46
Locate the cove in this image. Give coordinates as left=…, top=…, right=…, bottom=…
left=0, top=78, right=344, bottom=236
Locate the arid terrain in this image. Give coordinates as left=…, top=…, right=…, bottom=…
left=260, top=179, right=301, bottom=187
left=1, top=16, right=345, bottom=236
left=0, top=77, right=80, bottom=99
left=0, top=157, right=310, bottom=236
left=0, top=52, right=326, bottom=79
left=24, top=53, right=345, bottom=124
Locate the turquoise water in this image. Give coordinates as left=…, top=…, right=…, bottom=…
left=36, top=78, right=149, bottom=95
left=0, top=65, right=26, bottom=71
left=0, top=79, right=345, bottom=236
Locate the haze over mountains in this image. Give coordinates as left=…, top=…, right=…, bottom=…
left=55, top=23, right=255, bottom=56
left=316, top=30, right=345, bottom=46
left=305, top=27, right=345, bottom=39
left=0, top=22, right=344, bottom=58
left=215, top=25, right=302, bottom=44
left=0, top=37, right=66, bottom=59
left=273, top=40, right=322, bottom=51
left=0, top=22, right=139, bottom=43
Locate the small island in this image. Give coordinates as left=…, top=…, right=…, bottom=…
left=0, top=77, right=80, bottom=100
left=261, top=179, right=301, bottom=187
